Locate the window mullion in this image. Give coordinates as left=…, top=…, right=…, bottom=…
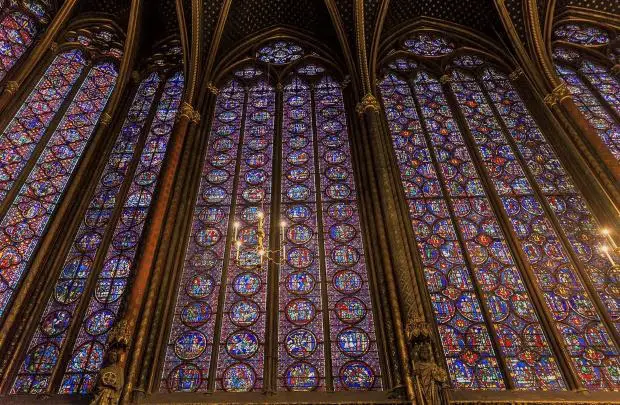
left=409, top=75, right=514, bottom=390
left=574, top=63, right=620, bottom=123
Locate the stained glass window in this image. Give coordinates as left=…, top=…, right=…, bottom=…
left=552, top=24, right=620, bottom=160
left=0, top=11, right=37, bottom=82
left=162, top=54, right=381, bottom=392
left=11, top=72, right=161, bottom=394
left=380, top=32, right=620, bottom=391
left=0, top=60, right=117, bottom=317
left=59, top=72, right=184, bottom=394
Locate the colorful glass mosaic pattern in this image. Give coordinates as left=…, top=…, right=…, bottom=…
left=0, top=49, right=86, bottom=203
left=579, top=61, right=620, bottom=115
left=451, top=68, right=620, bottom=390
left=0, top=61, right=117, bottom=318
left=11, top=73, right=161, bottom=394
left=161, top=79, right=245, bottom=393
left=278, top=76, right=325, bottom=391
left=481, top=67, right=620, bottom=334
left=256, top=40, right=303, bottom=65
left=316, top=76, right=381, bottom=391
left=554, top=24, right=610, bottom=45
left=216, top=79, right=275, bottom=392
left=0, top=11, right=37, bottom=81
left=59, top=72, right=183, bottom=394
left=404, top=32, right=455, bottom=56
left=383, top=71, right=535, bottom=390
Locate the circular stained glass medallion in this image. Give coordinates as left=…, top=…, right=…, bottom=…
left=256, top=40, right=303, bottom=65
left=181, top=302, right=211, bottom=327
left=328, top=202, right=354, bottom=221
left=246, top=169, right=266, bottom=185
left=285, top=362, right=319, bottom=391
left=285, top=298, right=316, bottom=325
left=332, top=245, right=360, bottom=266
left=41, top=310, right=71, bottom=337
left=286, top=271, right=316, bottom=295
left=335, top=297, right=366, bottom=324
left=186, top=274, right=214, bottom=299
left=286, top=167, right=310, bottom=183
left=288, top=135, right=308, bottom=150
left=25, top=343, right=59, bottom=373
left=329, top=223, right=356, bottom=243
left=242, top=187, right=265, bottom=203
left=325, top=166, right=348, bottom=181
left=222, top=363, right=256, bottom=391
left=287, top=185, right=310, bottom=201
left=337, top=328, right=370, bottom=357
left=203, top=186, right=227, bottom=204
left=287, top=151, right=309, bottom=166
left=226, top=330, right=259, bottom=359
left=339, top=361, right=374, bottom=390
left=174, top=331, right=207, bottom=360
left=229, top=299, right=260, bottom=326
left=84, top=309, right=115, bottom=336
left=233, top=272, right=261, bottom=296
left=167, top=363, right=202, bottom=392
left=199, top=207, right=225, bottom=224
left=286, top=204, right=311, bottom=222
left=285, top=328, right=317, bottom=358
left=333, top=270, right=363, bottom=294
left=287, top=247, right=314, bottom=268
left=326, top=183, right=351, bottom=200
left=287, top=224, right=313, bottom=244
left=195, top=227, right=221, bottom=247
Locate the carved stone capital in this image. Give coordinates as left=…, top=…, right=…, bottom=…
left=179, top=102, right=195, bottom=121
left=544, top=82, right=571, bottom=107
left=206, top=82, right=219, bottom=95
left=4, top=80, right=19, bottom=95
left=99, top=112, right=113, bottom=127
left=439, top=74, right=451, bottom=84
left=509, top=67, right=524, bottom=81
left=356, top=93, right=380, bottom=115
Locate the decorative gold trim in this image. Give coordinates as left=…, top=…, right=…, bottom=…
left=179, top=102, right=195, bottom=121
left=99, top=112, right=113, bottom=126
left=356, top=93, right=380, bottom=115
left=439, top=75, right=451, bottom=84
left=4, top=81, right=19, bottom=95
left=544, top=82, right=571, bottom=107
left=509, top=68, right=524, bottom=81
left=206, top=82, right=219, bottom=95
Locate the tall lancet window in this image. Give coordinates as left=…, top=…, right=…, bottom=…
left=379, top=31, right=619, bottom=391
left=160, top=40, right=381, bottom=394
left=0, top=24, right=122, bottom=320
left=552, top=23, right=620, bottom=160
left=0, top=1, right=56, bottom=82
left=9, top=42, right=184, bottom=395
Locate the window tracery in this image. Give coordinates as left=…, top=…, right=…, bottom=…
left=552, top=23, right=620, bottom=160
left=379, top=32, right=619, bottom=391
left=161, top=42, right=381, bottom=394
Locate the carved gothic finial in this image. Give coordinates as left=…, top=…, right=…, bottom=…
left=544, top=82, right=571, bottom=107
left=207, top=82, right=219, bottom=95
left=100, top=112, right=113, bottom=127
left=4, top=81, right=19, bottom=95
left=439, top=75, right=451, bottom=84
left=356, top=93, right=380, bottom=115
left=509, top=68, right=524, bottom=81
left=50, top=42, right=58, bottom=53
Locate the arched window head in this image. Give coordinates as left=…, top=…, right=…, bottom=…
left=9, top=35, right=185, bottom=392
left=0, top=0, right=55, bottom=82
left=552, top=23, right=620, bottom=160
left=160, top=39, right=382, bottom=394
left=379, top=30, right=619, bottom=391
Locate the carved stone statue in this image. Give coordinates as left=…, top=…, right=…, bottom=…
left=90, top=350, right=124, bottom=405
left=406, top=322, right=449, bottom=405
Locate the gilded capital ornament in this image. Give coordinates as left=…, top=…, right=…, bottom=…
left=356, top=93, right=380, bottom=115
left=179, top=102, right=195, bottom=121
left=439, top=74, right=451, bottom=84
left=509, top=68, right=524, bottom=81
left=4, top=81, right=19, bottom=95
left=206, top=82, right=219, bottom=95
left=544, top=82, right=571, bottom=107
left=100, top=112, right=113, bottom=126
